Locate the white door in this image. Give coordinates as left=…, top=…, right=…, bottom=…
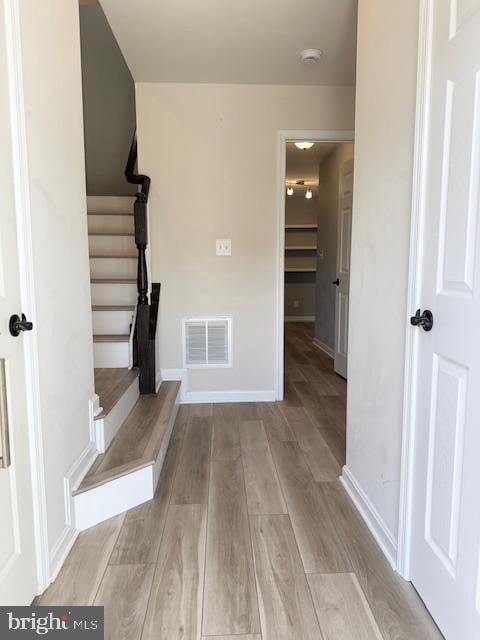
left=409, top=1, right=480, bottom=638
left=334, top=158, right=353, bottom=378
left=0, top=0, right=38, bottom=604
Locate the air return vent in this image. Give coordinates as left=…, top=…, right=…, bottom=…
left=183, top=318, right=232, bottom=368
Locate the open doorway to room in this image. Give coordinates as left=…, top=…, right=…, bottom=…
left=280, top=135, right=354, bottom=467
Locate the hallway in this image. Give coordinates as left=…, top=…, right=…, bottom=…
left=39, top=323, right=442, bottom=639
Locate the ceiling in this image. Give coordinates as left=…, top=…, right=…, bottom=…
left=99, top=0, right=357, bottom=85
left=286, top=142, right=337, bottom=184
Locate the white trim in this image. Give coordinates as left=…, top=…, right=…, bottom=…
left=341, top=466, right=397, bottom=570
left=49, top=441, right=97, bottom=581
left=276, top=130, right=355, bottom=402
left=312, top=337, right=335, bottom=359
left=4, top=0, right=50, bottom=593
left=88, top=394, right=101, bottom=442
left=181, top=389, right=276, bottom=404
left=397, top=0, right=433, bottom=580
left=284, top=315, right=315, bottom=322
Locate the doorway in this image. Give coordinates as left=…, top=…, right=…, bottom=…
left=278, top=133, right=354, bottom=472
left=277, top=132, right=354, bottom=404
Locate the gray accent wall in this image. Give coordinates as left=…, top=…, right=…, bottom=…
left=315, top=143, right=354, bottom=349
left=79, top=4, right=136, bottom=195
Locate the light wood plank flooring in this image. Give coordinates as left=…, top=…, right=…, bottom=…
left=40, top=322, right=443, bottom=640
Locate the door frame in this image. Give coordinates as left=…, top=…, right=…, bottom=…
left=397, top=0, right=433, bottom=580
left=4, top=0, right=49, bottom=593
left=275, top=129, right=355, bottom=400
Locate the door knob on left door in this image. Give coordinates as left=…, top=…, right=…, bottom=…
left=332, top=278, right=340, bottom=286
left=9, top=314, right=33, bottom=337
left=410, top=309, right=433, bottom=332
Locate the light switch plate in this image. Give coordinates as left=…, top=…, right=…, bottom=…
left=216, top=239, right=231, bottom=256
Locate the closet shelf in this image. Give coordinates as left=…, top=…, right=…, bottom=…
left=285, top=246, right=317, bottom=251
left=285, top=224, right=318, bottom=230
left=285, top=267, right=317, bottom=273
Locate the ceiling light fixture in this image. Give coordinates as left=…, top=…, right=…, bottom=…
left=295, top=141, right=315, bottom=151
left=287, top=186, right=294, bottom=196
left=305, top=188, right=313, bottom=200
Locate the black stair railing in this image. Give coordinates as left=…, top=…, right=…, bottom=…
left=125, top=131, right=159, bottom=394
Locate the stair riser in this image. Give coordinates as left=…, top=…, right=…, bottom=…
left=93, top=341, right=130, bottom=368
left=91, top=282, right=137, bottom=306
left=75, top=466, right=154, bottom=531
left=89, top=257, right=137, bottom=279
left=88, top=215, right=134, bottom=234
left=94, top=376, right=139, bottom=453
left=92, top=309, right=135, bottom=335
left=89, top=235, right=136, bottom=255
left=87, top=195, right=135, bottom=214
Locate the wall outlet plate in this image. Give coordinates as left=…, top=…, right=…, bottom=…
left=216, top=239, right=231, bottom=256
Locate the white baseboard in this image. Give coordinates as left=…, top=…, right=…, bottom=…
left=285, top=316, right=315, bottom=322
left=49, top=440, right=98, bottom=581
left=312, top=337, right=334, bottom=359
left=182, top=389, right=276, bottom=404
left=341, top=466, right=397, bottom=570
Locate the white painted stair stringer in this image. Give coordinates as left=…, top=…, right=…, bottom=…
left=73, top=388, right=180, bottom=531
left=94, top=375, right=139, bottom=453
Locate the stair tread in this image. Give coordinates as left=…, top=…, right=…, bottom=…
left=91, top=277, right=136, bottom=284
left=93, top=334, right=130, bottom=343
left=94, top=367, right=139, bottom=419
left=88, top=231, right=135, bottom=236
left=90, top=254, right=137, bottom=259
left=88, top=211, right=134, bottom=216
left=75, top=381, right=180, bottom=495
left=92, top=305, right=135, bottom=311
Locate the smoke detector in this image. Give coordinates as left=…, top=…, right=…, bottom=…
left=300, top=49, right=323, bottom=65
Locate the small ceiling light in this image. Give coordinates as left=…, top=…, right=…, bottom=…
left=305, top=188, right=313, bottom=200
left=287, top=186, right=294, bottom=196
left=300, top=49, right=323, bottom=65
left=295, top=141, right=315, bottom=151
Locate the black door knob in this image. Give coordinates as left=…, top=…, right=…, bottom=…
left=332, top=278, right=340, bottom=286
left=9, top=314, right=33, bottom=337
left=410, top=309, right=433, bottom=332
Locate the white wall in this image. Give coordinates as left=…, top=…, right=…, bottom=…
left=136, top=83, right=355, bottom=395
left=18, top=0, right=94, bottom=564
left=347, top=0, right=419, bottom=542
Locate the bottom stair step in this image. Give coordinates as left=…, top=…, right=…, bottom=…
left=94, top=368, right=140, bottom=453
left=73, top=381, right=181, bottom=530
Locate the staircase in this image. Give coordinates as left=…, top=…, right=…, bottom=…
left=89, top=195, right=137, bottom=368
left=72, top=193, right=180, bottom=531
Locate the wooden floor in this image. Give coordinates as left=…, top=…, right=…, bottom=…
left=40, top=322, right=442, bottom=639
